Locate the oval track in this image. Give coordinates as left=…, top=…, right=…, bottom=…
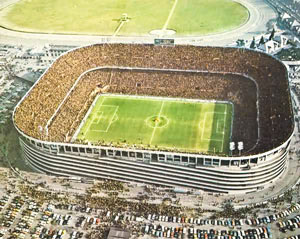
left=0, top=0, right=276, bottom=47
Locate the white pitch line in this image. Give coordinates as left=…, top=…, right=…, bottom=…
left=100, top=105, right=119, bottom=108
left=201, top=112, right=208, bottom=141
left=221, top=104, right=227, bottom=152
left=91, top=129, right=109, bottom=132
left=208, top=111, right=227, bottom=115
left=84, top=112, right=96, bottom=138
left=104, top=106, right=119, bottom=132
left=200, top=109, right=228, bottom=153
left=149, top=102, right=165, bottom=145
left=94, top=111, right=103, bottom=125
left=113, top=21, right=125, bottom=37
left=162, top=0, right=178, bottom=31
left=202, top=138, right=223, bottom=142
left=83, top=97, right=105, bottom=137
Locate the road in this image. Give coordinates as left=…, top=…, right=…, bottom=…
left=267, top=0, right=300, bottom=22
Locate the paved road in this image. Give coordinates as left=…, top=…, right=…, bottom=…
left=0, top=0, right=277, bottom=47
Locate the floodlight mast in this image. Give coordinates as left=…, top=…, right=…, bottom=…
left=238, top=142, right=244, bottom=156
left=229, top=142, right=235, bottom=156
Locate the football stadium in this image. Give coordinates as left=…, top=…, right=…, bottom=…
left=13, top=44, right=294, bottom=193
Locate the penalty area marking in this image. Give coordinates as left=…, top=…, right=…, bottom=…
left=198, top=110, right=228, bottom=152
left=82, top=97, right=105, bottom=137
left=89, top=105, right=119, bottom=133
left=216, top=120, right=225, bottom=134
left=83, top=111, right=97, bottom=138
left=111, top=114, right=118, bottom=124
left=104, top=105, right=119, bottom=132
left=93, top=111, right=104, bottom=125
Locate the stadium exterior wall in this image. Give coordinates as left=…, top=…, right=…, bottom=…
left=17, top=130, right=292, bottom=194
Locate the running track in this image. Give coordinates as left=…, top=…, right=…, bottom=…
left=0, top=0, right=277, bottom=47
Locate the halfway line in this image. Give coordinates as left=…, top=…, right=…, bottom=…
left=162, top=0, right=178, bottom=31
left=149, top=102, right=165, bottom=145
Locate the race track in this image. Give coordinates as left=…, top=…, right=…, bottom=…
left=0, top=0, right=276, bottom=47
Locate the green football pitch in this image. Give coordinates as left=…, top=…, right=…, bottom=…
left=0, top=0, right=248, bottom=35
left=76, top=95, right=233, bottom=155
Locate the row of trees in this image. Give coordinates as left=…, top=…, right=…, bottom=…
left=236, top=28, right=276, bottom=48
left=249, top=28, right=276, bottom=49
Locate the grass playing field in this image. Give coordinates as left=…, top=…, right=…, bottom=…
left=0, top=0, right=248, bottom=36
left=76, top=95, right=233, bottom=155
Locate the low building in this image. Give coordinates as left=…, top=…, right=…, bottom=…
left=107, top=227, right=130, bottom=239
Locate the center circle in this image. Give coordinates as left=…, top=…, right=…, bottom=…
left=146, top=115, right=169, bottom=128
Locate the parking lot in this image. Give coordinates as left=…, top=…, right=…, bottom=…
left=0, top=167, right=297, bottom=239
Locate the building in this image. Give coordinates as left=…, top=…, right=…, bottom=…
left=13, top=44, right=294, bottom=194
left=107, top=227, right=130, bottom=239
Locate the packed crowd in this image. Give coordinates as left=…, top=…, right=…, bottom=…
left=14, top=44, right=294, bottom=155
left=66, top=69, right=257, bottom=151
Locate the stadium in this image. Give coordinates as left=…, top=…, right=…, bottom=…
left=0, top=0, right=248, bottom=36
left=13, top=43, right=294, bottom=193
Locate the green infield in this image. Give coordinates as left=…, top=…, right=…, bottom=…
left=0, top=0, right=248, bottom=36
left=76, top=95, right=233, bottom=155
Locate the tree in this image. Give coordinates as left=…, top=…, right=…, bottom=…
left=250, top=37, right=256, bottom=49
left=269, top=28, right=275, bottom=40
left=259, top=36, right=265, bottom=45
left=236, top=39, right=245, bottom=47
left=287, top=39, right=297, bottom=47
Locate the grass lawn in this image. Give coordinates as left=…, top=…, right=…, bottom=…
left=77, top=95, right=233, bottom=155
left=168, top=0, right=249, bottom=35
left=0, top=0, right=248, bottom=36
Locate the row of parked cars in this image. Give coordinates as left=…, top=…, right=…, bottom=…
left=248, top=203, right=300, bottom=226
left=0, top=195, right=9, bottom=211
left=0, top=194, right=42, bottom=239
left=0, top=229, right=7, bottom=239
left=35, top=226, right=68, bottom=239
left=277, top=214, right=300, bottom=232
left=2, top=195, right=25, bottom=228
left=147, top=215, right=244, bottom=227
left=34, top=203, right=84, bottom=239
left=39, top=204, right=72, bottom=226
left=146, top=203, right=300, bottom=227
left=143, top=224, right=271, bottom=239
left=70, top=231, right=84, bottom=239
left=283, top=235, right=300, bottom=239
left=11, top=200, right=41, bottom=239
left=0, top=195, right=82, bottom=239
left=76, top=215, right=101, bottom=228
left=56, top=203, right=144, bottom=224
